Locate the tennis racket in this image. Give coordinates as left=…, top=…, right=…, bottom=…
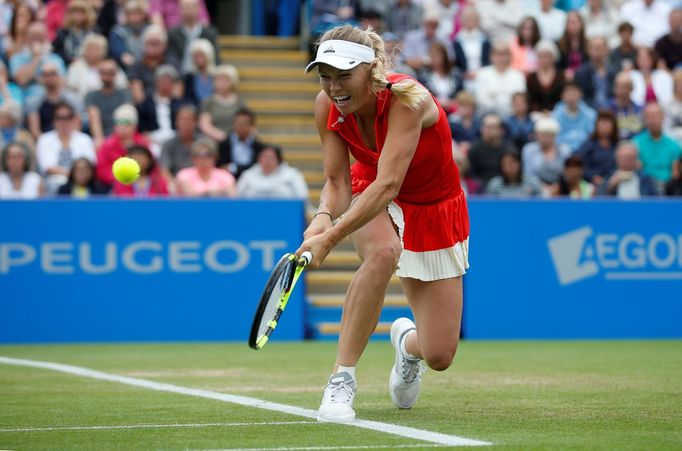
left=249, top=251, right=313, bottom=350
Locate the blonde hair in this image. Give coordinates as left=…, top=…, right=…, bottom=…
left=189, top=38, right=216, bottom=72
left=317, top=25, right=428, bottom=109
left=65, top=0, right=97, bottom=29
left=80, top=33, right=108, bottom=58
left=212, top=64, right=240, bottom=89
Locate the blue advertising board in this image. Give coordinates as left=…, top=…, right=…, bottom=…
left=465, top=199, right=682, bottom=339
left=0, top=199, right=306, bottom=343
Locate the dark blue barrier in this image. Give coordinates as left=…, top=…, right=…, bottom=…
left=465, top=199, right=682, bottom=339
left=0, top=199, right=306, bottom=343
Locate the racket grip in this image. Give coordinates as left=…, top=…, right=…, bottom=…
left=299, top=251, right=313, bottom=266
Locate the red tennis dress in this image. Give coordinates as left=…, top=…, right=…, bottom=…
left=326, top=74, right=470, bottom=280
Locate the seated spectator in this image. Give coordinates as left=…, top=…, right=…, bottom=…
left=467, top=113, right=517, bottom=188
left=149, top=0, right=211, bottom=29
left=310, top=0, right=359, bottom=37
left=96, top=104, right=150, bottom=187
left=630, top=47, right=673, bottom=107
left=599, top=140, right=659, bottom=198
left=607, top=72, right=643, bottom=139
left=527, top=40, right=566, bottom=114
left=167, top=0, right=220, bottom=75
left=26, top=61, right=83, bottom=139
left=554, top=154, right=595, bottom=198
left=655, top=9, right=682, bottom=71
left=505, top=92, right=534, bottom=150
left=199, top=64, right=246, bottom=142
left=620, top=0, right=672, bottom=48
left=580, top=0, right=620, bottom=46
left=476, top=0, right=524, bottom=45
left=85, top=59, right=133, bottom=148
left=664, top=156, right=682, bottom=196
left=574, top=37, right=616, bottom=110
left=9, top=22, right=66, bottom=110
left=533, top=0, right=566, bottom=42
left=449, top=91, right=480, bottom=153
left=633, top=102, right=682, bottom=186
left=109, top=0, right=150, bottom=70
left=0, top=102, right=35, bottom=162
left=45, top=0, right=69, bottom=42
left=452, top=146, right=481, bottom=196
left=552, top=81, right=597, bottom=152
left=522, top=116, right=572, bottom=186
left=453, top=7, right=491, bottom=91
left=557, top=11, right=588, bottom=78
left=137, top=64, right=185, bottom=148
left=417, top=41, right=463, bottom=113
left=509, top=17, right=540, bottom=76
left=237, top=145, right=309, bottom=202
left=112, top=144, right=168, bottom=196
left=664, top=70, right=682, bottom=142
left=0, top=142, right=43, bottom=199
left=0, top=60, right=24, bottom=107
left=475, top=42, right=526, bottom=117
left=385, top=0, right=423, bottom=39
left=182, top=38, right=215, bottom=106
left=57, top=157, right=109, bottom=197
left=52, top=0, right=99, bottom=66
left=66, top=33, right=128, bottom=104
left=160, top=104, right=202, bottom=183
left=426, top=0, right=458, bottom=41
left=36, top=102, right=96, bottom=194
left=218, top=107, right=266, bottom=179
left=486, top=150, right=544, bottom=198
left=176, top=137, right=235, bottom=197
left=577, top=110, right=619, bottom=186
left=4, top=3, right=37, bottom=60
left=383, top=31, right=416, bottom=78
left=402, top=11, right=452, bottom=71
left=608, top=22, right=637, bottom=73
left=128, top=25, right=180, bottom=105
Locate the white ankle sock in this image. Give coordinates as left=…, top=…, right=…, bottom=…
left=400, top=330, right=419, bottom=360
left=336, top=365, right=356, bottom=379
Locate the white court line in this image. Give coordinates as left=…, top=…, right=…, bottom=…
left=196, top=445, right=451, bottom=451
left=0, top=356, right=491, bottom=447
left=0, top=421, right=315, bottom=433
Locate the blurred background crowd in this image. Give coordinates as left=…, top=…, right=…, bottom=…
left=0, top=0, right=680, bottom=202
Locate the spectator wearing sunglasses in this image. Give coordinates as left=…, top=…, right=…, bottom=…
left=176, top=137, right=235, bottom=197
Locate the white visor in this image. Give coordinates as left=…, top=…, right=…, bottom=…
left=305, top=40, right=376, bottom=73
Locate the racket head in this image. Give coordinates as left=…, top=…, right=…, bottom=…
left=248, top=253, right=297, bottom=350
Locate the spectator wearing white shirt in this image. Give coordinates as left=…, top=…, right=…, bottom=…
left=0, top=142, right=43, bottom=199
left=477, top=0, right=524, bottom=44
left=453, top=7, right=492, bottom=91
left=533, top=0, right=567, bottom=42
left=629, top=47, right=674, bottom=106
left=581, top=0, right=621, bottom=46
left=36, top=102, right=96, bottom=194
left=620, top=0, right=672, bottom=47
left=475, top=42, right=527, bottom=117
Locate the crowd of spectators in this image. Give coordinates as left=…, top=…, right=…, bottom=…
left=0, top=0, right=308, bottom=204
left=313, top=0, right=682, bottom=199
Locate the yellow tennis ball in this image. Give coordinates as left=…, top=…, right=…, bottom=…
left=112, top=157, right=140, bottom=185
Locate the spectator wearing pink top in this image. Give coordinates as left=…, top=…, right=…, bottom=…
left=176, top=137, right=235, bottom=197
left=149, top=0, right=210, bottom=29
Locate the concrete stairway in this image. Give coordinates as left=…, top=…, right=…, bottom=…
left=220, top=35, right=409, bottom=339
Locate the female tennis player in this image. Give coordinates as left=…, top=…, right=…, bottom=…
left=297, top=25, right=469, bottom=422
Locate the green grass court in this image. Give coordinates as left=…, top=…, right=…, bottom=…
left=1, top=341, right=681, bottom=450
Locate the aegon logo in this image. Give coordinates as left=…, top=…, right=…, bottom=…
left=0, top=240, right=287, bottom=275
left=547, top=226, right=682, bottom=285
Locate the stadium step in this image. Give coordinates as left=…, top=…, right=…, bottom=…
left=307, top=271, right=403, bottom=295
left=219, top=35, right=299, bottom=50
left=309, top=294, right=408, bottom=308
left=239, top=67, right=316, bottom=82
left=246, top=99, right=315, bottom=115
left=221, top=50, right=309, bottom=67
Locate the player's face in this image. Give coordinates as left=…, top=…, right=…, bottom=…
left=318, top=64, right=373, bottom=115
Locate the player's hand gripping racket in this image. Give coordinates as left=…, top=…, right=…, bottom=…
left=249, top=251, right=312, bottom=350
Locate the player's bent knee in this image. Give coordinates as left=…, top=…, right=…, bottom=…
left=423, top=346, right=458, bottom=371
left=366, top=243, right=401, bottom=271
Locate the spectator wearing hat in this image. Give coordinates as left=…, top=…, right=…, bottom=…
left=112, top=144, right=168, bottom=197
left=552, top=81, right=597, bottom=152
left=109, top=0, right=151, bottom=70
left=236, top=145, right=309, bottom=203
left=136, top=64, right=186, bottom=148
left=167, top=0, right=220, bottom=76
left=218, top=107, right=266, bottom=180
left=0, top=142, right=43, bottom=199
left=176, top=137, right=235, bottom=197
left=96, top=104, right=150, bottom=187
left=85, top=58, right=133, bottom=149
left=36, top=101, right=96, bottom=194
left=522, top=116, right=572, bottom=186
left=599, top=140, right=659, bottom=198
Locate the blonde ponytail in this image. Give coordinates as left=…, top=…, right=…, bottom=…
left=317, top=25, right=429, bottom=109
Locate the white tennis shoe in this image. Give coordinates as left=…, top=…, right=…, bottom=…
left=389, top=317, right=423, bottom=409
left=317, top=371, right=357, bottom=422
